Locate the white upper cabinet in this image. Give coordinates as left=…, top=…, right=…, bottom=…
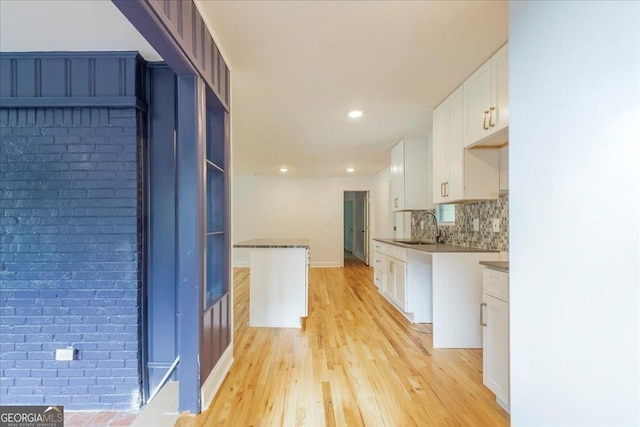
left=432, top=101, right=449, bottom=204
left=464, top=43, right=509, bottom=148
left=432, top=85, right=499, bottom=204
left=432, top=42, right=506, bottom=204
left=390, top=142, right=405, bottom=210
left=433, top=86, right=465, bottom=203
left=391, top=138, right=434, bottom=211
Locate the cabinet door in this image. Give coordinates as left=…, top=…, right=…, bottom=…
left=373, top=250, right=384, bottom=272
left=390, top=142, right=404, bottom=211
left=394, top=260, right=407, bottom=311
left=432, top=101, right=449, bottom=204
left=447, top=85, right=465, bottom=201
left=491, top=44, right=509, bottom=134
left=482, top=294, right=509, bottom=406
left=464, top=60, right=492, bottom=147
left=384, top=256, right=396, bottom=299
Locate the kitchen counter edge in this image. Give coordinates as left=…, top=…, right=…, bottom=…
left=233, top=238, right=310, bottom=249
left=374, top=238, right=499, bottom=254
left=479, top=261, right=510, bottom=272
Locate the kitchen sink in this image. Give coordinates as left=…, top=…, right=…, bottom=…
left=395, top=240, right=437, bottom=245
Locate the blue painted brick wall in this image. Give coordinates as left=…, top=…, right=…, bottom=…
left=0, top=107, right=142, bottom=410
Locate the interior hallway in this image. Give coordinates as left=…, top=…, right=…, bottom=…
left=177, top=260, right=509, bottom=425
left=344, top=249, right=366, bottom=266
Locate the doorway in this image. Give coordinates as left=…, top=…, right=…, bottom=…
left=343, top=191, right=370, bottom=266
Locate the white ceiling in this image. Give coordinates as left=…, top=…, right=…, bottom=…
left=196, top=1, right=508, bottom=177
left=0, top=1, right=508, bottom=177
left=0, top=1, right=161, bottom=61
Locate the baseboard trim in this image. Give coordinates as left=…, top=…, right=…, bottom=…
left=232, top=261, right=249, bottom=267
left=310, top=262, right=342, bottom=268
left=200, top=344, right=234, bottom=412
left=233, top=261, right=342, bottom=268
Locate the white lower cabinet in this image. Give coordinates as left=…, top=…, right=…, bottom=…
left=384, top=254, right=406, bottom=310
left=482, top=268, right=510, bottom=412
left=373, top=243, right=385, bottom=291
left=376, top=242, right=428, bottom=321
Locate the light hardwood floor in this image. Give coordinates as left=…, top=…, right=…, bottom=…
left=176, top=258, right=509, bottom=426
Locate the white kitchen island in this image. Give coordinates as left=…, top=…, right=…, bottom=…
left=233, top=239, right=309, bottom=328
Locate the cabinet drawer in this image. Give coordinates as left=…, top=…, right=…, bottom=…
left=374, top=269, right=384, bottom=289
left=483, top=268, right=509, bottom=302
left=373, top=251, right=384, bottom=271
left=374, top=242, right=387, bottom=255
left=388, top=246, right=406, bottom=262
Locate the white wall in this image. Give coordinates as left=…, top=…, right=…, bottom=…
left=233, top=175, right=373, bottom=267
left=510, top=2, right=639, bottom=425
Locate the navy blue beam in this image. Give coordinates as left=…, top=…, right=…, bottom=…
left=176, top=75, right=206, bottom=413
left=112, top=0, right=197, bottom=78
left=112, top=0, right=229, bottom=112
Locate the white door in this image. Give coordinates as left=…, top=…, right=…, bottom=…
left=354, top=192, right=365, bottom=261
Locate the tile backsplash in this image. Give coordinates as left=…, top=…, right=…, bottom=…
left=411, top=194, right=509, bottom=251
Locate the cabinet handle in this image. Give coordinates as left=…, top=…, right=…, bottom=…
left=445, top=182, right=449, bottom=197
left=480, top=302, right=488, bottom=326
left=483, top=110, right=489, bottom=130
left=440, top=183, right=444, bottom=197
left=489, top=107, right=496, bottom=127
left=394, top=197, right=398, bottom=208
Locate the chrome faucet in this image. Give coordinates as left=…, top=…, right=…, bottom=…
left=417, top=211, right=443, bottom=244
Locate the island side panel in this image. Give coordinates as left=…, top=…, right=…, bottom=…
left=249, top=247, right=308, bottom=328
left=406, top=250, right=433, bottom=324
left=432, top=252, right=501, bottom=348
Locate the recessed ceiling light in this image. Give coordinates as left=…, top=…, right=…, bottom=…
left=348, top=110, right=363, bottom=119
left=346, top=168, right=355, bottom=173
left=280, top=167, right=288, bottom=173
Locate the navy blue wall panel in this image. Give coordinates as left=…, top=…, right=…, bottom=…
left=0, top=52, right=146, bottom=109
left=40, top=59, right=67, bottom=97
left=0, top=107, right=143, bottom=410
left=0, top=59, right=12, bottom=97
left=0, top=52, right=147, bottom=410
left=145, top=65, right=178, bottom=397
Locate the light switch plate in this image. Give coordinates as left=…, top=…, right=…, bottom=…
left=473, top=218, right=479, bottom=231
left=492, top=218, right=500, bottom=233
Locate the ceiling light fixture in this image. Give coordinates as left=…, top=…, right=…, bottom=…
left=280, top=167, right=288, bottom=173
left=346, top=168, right=355, bottom=173
left=347, top=110, right=363, bottom=119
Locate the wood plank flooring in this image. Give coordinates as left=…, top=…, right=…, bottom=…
left=176, top=257, right=509, bottom=426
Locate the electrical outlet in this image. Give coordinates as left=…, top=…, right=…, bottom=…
left=55, top=347, right=75, bottom=361
left=473, top=218, right=479, bottom=231
left=492, top=218, right=500, bottom=233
